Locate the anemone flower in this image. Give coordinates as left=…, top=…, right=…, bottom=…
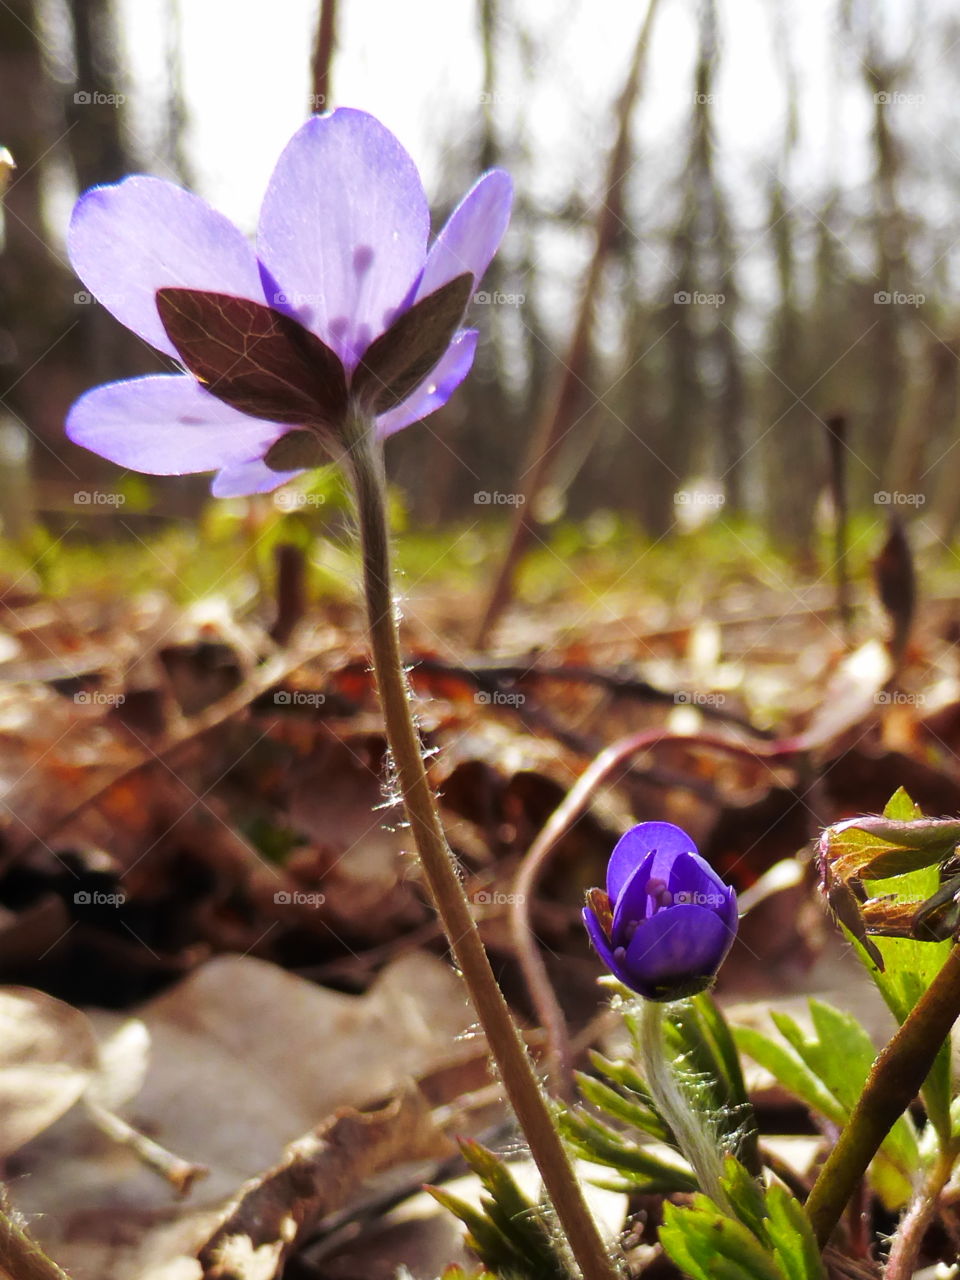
left=66, top=107, right=512, bottom=497
left=584, top=820, right=738, bottom=1001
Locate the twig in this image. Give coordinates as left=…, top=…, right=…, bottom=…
left=510, top=728, right=802, bottom=1095
left=85, top=1098, right=208, bottom=1196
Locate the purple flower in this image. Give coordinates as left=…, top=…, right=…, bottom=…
left=583, top=821, right=738, bottom=1001
left=65, top=108, right=512, bottom=497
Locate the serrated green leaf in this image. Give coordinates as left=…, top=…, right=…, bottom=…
left=558, top=1108, right=698, bottom=1192
left=574, top=1072, right=670, bottom=1142
left=735, top=1005, right=917, bottom=1209
left=733, top=1025, right=846, bottom=1127
left=660, top=1197, right=785, bottom=1280
left=720, top=1155, right=768, bottom=1240
left=764, top=1184, right=826, bottom=1280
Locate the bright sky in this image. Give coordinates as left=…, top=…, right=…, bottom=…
left=39, top=0, right=956, bottom=319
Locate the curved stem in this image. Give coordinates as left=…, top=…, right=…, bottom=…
left=344, top=419, right=619, bottom=1280
left=637, top=999, right=730, bottom=1212
left=806, top=942, right=960, bottom=1248
left=884, top=1142, right=959, bottom=1280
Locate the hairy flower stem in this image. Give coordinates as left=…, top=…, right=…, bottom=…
left=0, top=1199, right=71, bottom=1280
left=884, top=1142, right=959, bottom=1280
left=806, top=941, right=960, bottom=1248
left=343, top=416, right=619, bottom=1280
left=638, top=999, right=731, bottom=1212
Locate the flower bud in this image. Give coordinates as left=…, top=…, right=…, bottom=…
left=583, top=821, right=738, bottom=1002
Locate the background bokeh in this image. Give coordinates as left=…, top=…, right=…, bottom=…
left=3, top=0, right=960, bottom=545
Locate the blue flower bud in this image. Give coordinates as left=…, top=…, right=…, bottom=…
left=583, top=821, right=738, bottom=1001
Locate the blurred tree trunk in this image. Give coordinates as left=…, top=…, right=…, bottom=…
left=762, top=176, right=818, bottom=551
left=0, top=0, right=72, bottom=434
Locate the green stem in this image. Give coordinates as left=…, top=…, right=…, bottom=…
left=884, top=1141, right=959, bottom=1280
left=806, top=942, right=960, bottom=1248
left=343, top=416, right=619, bottom=1280
left=637, top=999, right=731, bottom=1212
left=0, top=1199, right=71, bottom=1280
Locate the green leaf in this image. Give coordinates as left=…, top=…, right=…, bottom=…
left=660, top=1197, right=785, bottom=1280
left=736, top=1002, right=918, bottom=1209
left=574, top=1072, right=670, bottom=1143
left=558, top=1108, right=698, bottom=1193
left=764, top=1184, right=826, bottom=1280
left=733, top=1025, right=846, bottom=1127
